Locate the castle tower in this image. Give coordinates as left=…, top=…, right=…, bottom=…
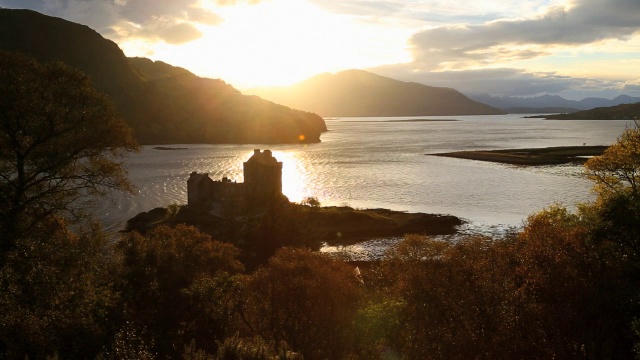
left=187, top=172, right=214, bottom=206
left=243, top=149, right=283, bottom=205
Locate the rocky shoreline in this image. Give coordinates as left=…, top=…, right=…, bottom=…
left=126, top=202, right=464, bottom=247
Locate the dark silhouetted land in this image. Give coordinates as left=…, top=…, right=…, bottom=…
left=0, top=9, right=326, bottom=144
left=527, top=102, right=640, bottom=120
left=433, top=146, right=608, bottom=165
left=249, top=69, right=505, bottom=117
left=127, top=203, right=463, bottom=246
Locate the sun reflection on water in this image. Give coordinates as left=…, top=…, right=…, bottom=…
left=271, top=150, right=308, bottom=203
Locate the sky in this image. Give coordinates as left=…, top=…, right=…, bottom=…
left=1, top=0, right=639, bottom=99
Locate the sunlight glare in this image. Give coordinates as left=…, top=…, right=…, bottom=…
left=271, top=151, right=308, bottom=203
left=145, top=0, right=412, bottom=89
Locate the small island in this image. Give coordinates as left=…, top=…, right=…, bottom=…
left=432, top=145, right=608, bottom=166
left=127, top=149, right=463, bottom=266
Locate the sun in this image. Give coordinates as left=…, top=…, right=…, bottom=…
left=131, top=0, right=412, bottom=89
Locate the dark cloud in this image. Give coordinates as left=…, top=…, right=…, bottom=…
left=0, top=0, right=47, bottom=11
left=410, top=0, right=640, bottom=69
left=623, top=82, right=640, bottom=94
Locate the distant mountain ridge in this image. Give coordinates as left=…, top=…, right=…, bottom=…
left=469, top=93, right=640, bottom=113
left=248, top=70, right=504, bottom=117
left=542, top=102, right=640, bottom=120
left=0, top=8, right=326, bottom=144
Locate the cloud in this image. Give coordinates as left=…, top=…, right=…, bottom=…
left=0, top=0, right=251, bottom=44
left=186, top=7, right=223, bottom=26
left=307, top=0, right=403, bottom=17
left=153, top=22, right=203, bottom=44
left=623, top=81, right=640, bottom=94
left=364, top=0, right=640, bottom=98
left=214, top=0, right=262, bottom=5
left=308, top=0, right=558, bottom=26
left=371, top=64, right=628, bottom=99
left=409, top=0, right=640, bottom=70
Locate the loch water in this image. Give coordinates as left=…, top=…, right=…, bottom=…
left=100, top=115, right=633, bottom=235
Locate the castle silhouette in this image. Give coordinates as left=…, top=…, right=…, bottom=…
left=187, top=149, right=283, bottom=208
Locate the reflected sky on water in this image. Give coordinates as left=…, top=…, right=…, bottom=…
left=98, top=115, right=633, bottom=234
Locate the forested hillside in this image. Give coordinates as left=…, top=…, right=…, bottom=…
left=0, top=8, right=326, bottom=144
left=545, top=102, right=640, bottom=120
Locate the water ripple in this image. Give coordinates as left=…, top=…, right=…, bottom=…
left=98, top=116, right=631, bottom=234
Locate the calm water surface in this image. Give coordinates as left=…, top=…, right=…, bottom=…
left=100, top=115, right=632, bottom=234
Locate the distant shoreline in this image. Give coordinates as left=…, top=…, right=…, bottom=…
left=340, top=118, right=458, bottom=123
left=432, top=145, right=608, bottom=166
left=153, top=146, right=188, bottom=150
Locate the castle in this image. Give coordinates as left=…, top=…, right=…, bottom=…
left=187, top=149, right=283, bottom=208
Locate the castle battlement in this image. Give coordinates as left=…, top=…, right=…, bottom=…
left=187, top=149, right=283, bottom=207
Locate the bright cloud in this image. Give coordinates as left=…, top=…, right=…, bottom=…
left=408, top=0, right=640, bottom=70
left=372, top=0, right=640, bottom=97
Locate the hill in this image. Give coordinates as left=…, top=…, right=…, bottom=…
left=543, top=102, right=640, bottom=120
left=248, top=69, right=504, bottom=117
left=505, top=107, right=581, bottom=114
left=469, top=93, right=640, bottom=113
left=0, top=9, right=326, bottom=144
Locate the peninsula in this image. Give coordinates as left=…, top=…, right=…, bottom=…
left=526, top=101, right=640, bottom=120
left=433, top=146, right=608, bottom=166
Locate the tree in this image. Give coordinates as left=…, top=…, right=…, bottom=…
left=0, top=218, right=117, bottom=358
left=237, top=248, right=362, bottom=360
left=584, top=120, right=640, bottom=261
left=0, top=51, right=139, bottom=254
left=116, top=225, right=244, bottom=357
left=381, top=235, right=519, bottom=359
left=509, top=206, right=631, bottom=359
left=585, top=120, right=640, bottom=198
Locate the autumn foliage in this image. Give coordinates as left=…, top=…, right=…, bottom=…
left=1, top=51, right=640, bottom=358
left=237, top=248, right=363, bottom=360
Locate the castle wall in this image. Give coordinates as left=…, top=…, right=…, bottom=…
left=188, top=149, right=283, bottom=208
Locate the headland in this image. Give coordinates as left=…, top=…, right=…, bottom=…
left=432, top=145, right=608, bottom=166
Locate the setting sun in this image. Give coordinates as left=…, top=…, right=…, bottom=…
left=121, top=0, right=412, bottom=89
left=2, top=0, right=640, bottom=357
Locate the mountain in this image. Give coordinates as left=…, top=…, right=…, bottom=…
left=543, top=102, right=640, bottom=120
left=578, top=95, right=640, bottom=109
left=0, top=8, right=326, bottom=144
left=470, top=93, right=640, bottom=113
left=248, top=70, right=504, bottom=117
left=505, top=107, right=582, bottom=114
